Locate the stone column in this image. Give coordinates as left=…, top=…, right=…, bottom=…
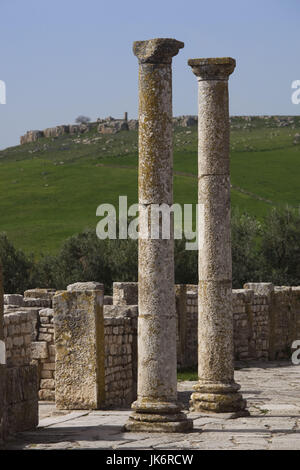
left=0, top=261, right=6, bottom=443
left=125, top=38, right=192, bottom=432
left=53, top=282, right=105, bottom=410
left=188, top=58, right=248, bottom=414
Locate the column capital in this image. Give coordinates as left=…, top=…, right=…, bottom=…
left=133, top=38, right=184, bottom=64
left=188, top=57, right=236, bottom=80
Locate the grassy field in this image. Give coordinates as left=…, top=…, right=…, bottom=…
left=0, top=116, right=299, bottom=255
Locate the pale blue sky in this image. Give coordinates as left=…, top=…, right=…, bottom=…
left=0, top=0, right=299, bottom=149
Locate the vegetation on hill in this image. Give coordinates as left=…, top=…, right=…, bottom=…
left=0, top=116, right=300, bottom=255
left=0, top=115, right=299, bottom=292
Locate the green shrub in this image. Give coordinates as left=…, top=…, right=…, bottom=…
left=259, top=206, right=300, bottom=285
left=1, top=206, right=300, bottom=294
left=0, top=233, right=35, bottom=294
left=231, top=209, right=262, bottom=288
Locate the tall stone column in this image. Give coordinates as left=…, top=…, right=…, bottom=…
left=188, top=58, right=248, bottom=414
left=0, top=261, right=6, bottom=443
left=125, top=38, right=192, bottom=432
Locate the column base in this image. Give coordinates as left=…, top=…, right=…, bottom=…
left=124, top=399, right=193, bottom=433
left=190, top=381, right=249, bottom=415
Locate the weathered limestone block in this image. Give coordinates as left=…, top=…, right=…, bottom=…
left=176, top=285, right=187, bottom=368
left=31, top=341, right=48, bottom=360
left=125, top=38, right=192, bottom=433
left=244, top=283, right=274, bottom=298
left=244, top=283, right=274, bottom=359
left=113, top=282, right=138, bottom=306
left=24, top=288, right=56, bottom=300
left=104, top=305, right=138, bottom=318
left=5, top=364, right=38, bottom=435
left=54, top=283, right=105, bottom=409
left=67, top=281, right=103, bottom=292
left=40, top=378, right=55, bottom=390
left=38, top=389, right=55, bottom=401
left=4, top=294, right=24, bottom=307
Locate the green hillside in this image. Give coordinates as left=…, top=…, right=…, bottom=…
left=0, top=116, right=300, bottom=255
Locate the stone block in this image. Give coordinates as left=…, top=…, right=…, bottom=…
left=113, top=282, right=138, bottom=306
left=67, top=282, right=103, bottom=292
left=42, top=362, right=55, bottom=370
left=54, top=284, right=105, bottom=409
left=40, top=370, right=52, bottom=379
left=24, top=289, right=56, bottom=300
left=4, top=294, right=24, bottom=307
left=40, top=379, right=55, bottom=389
left=244, top=283, right=274, bottom=298
left=23, top=299, right=52, bottom=308
left=38, top=333, right=52, bottom=342
left=31, top=341, right=48, bottom=359
left=4, top=364, right=38, bottom=436
left=38, top=389, right=55, bottom=401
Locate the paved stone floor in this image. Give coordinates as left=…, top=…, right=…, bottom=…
left=5, top=362, right=300, bottom=450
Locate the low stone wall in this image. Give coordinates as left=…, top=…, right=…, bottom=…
left=182, top=283, right=300, bottom=365
left=109, top=282, right=300, bottom=368
left=9, top=286, right=139, bottom=408
left=232, top=288, right=270, bottom=360
left=3, top=281, right=300, bottom=419
left=4, top=289, right=56, bottom=406
left=183, top=289, right=198, bottom=367
left=270, top=286, right=300, bottom=360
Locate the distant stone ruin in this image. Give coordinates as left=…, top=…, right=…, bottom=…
left=19, top=114, right=300, bottom=146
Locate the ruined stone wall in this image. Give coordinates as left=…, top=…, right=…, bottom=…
left=185, top=290, right=198, bottom=367
left=270, top=287, right=300, bottom=360
left=109, top=282, right=300, bottom=368
left=181, top=283, right=300, bottom=365
left=4, top=290, right=56, bottom=407
left=103, top=307, right=137, bottom=407
left=232, top=289, right=270, bottom=361
left=2, top=294, right=42, bottom=439
left=32, top=309, right=55, bottom=401
left=3, top=281, right=300, bottom=418
left=20, top=115, right=300, bottom=145
left=4, top=287, right=137, bottom=407
left=4, top=311, right=35, bottom=367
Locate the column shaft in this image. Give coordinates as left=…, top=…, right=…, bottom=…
left=125, top=38, right=192, bottom=432
left=0, top=261, right=5, bottom=443
left=188, top=58, right=248, bottom=415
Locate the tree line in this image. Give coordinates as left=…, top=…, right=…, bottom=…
left=1, top=206, right=300, bottom=294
